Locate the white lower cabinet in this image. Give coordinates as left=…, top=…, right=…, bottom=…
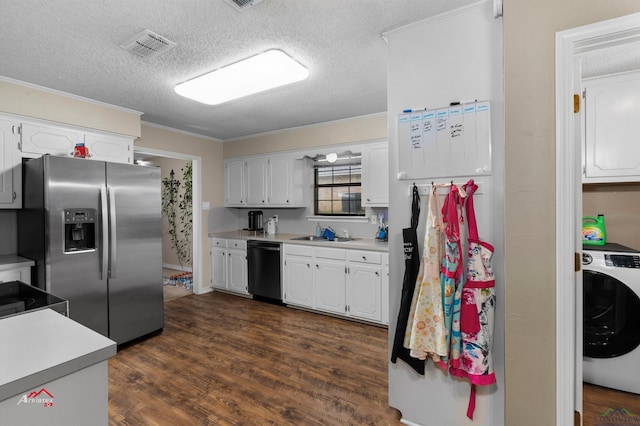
left=283, top=244, right=388, bottom=325
left=209, top=238, right=248, bottom=295
left=0, top=256, right=35, bottom=285
left=346, top=250, right=382, bottom=323
left=282, top=249, right=314, bottom=308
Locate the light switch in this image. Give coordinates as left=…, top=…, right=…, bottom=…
left=202, top=201, right=210, bottom=210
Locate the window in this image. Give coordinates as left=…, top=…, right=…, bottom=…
left=314, top=160, right=364, bottom=216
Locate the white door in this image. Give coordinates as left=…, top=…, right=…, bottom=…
left=84, top=133, right=133, bottom=164
left=583, top=71, right=640, bottom=181
left=347, top=264, right=382, bottom=322
left=0, top=118, right=19, bottom=207
left=210, top=247, right=227, bottom=289
left=362, top=143, right=389, bottom=206
left=283, top=255, right=314, bottom=307
left=225, top=160, right=245, bottom=206
left=267, top=155, right=292, bottom=205
left=227, top=249, right=248, bottom=294
left=245, top=157, right=267, bottom=205
left=313, top=259, right=346, bottom=315
left=21, top=122, right=82, bottom=157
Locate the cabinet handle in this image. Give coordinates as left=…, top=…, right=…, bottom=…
left=307, top=263, right=310, bottom=268
left=362, top=256, right=367, bottom=261
left=375, top=271, right=380, bottom=276
left=316, top=264, right=319, bottom=269
left=367, top=198, right=371, bottom=202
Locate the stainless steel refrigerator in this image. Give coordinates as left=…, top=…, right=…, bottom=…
left=18, top=155, right=164, bottom=344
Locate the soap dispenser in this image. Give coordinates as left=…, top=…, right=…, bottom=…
left=315, top=222, right=322, bottom=237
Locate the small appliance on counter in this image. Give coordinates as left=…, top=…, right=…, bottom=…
left=0, top=281, right=68, bottom=319
left=247, top=210, right=263, bottom=231
left=267, top=216, right=277, bottom=235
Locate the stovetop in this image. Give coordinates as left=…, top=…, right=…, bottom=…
left=0, top=281, right=68, bottom=319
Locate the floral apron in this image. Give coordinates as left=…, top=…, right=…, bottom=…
left=449, top=180, right=496, bottom=420
left=405, top=184, right=447, bottom=361
left=438, top=184, right=465, bottom=369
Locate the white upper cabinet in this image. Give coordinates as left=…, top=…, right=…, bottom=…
left=17, top=116, right=134, bottom=164
left=267, top=154, right=293, bottom=205
left=583, top=71, right=640, bottom=183
left=84, top=133, right=133, bottom=164
left=21, top=122, right=82, bottom=158
left=0, top=117, right=21, bottom=208
left=225, top=159, right=246, bottom=206
left=224, top=154, right=307, bottom=207
left=362, top=142, right=389, bottom=206
left=245, top=157, right=268, bottom=205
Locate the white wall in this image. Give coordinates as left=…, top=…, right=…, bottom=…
left=386, top=3, right=504, bottom=425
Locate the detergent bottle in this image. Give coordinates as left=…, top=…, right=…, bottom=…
left=582, top=214, right=606, bottom=246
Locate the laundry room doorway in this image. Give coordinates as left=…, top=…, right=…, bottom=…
left=556, top=12, right=640, bottom=426
left=134, top=147, right=203, bottom=299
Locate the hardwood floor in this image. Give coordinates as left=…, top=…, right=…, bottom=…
left=583, top=383, right=640, bottom=426
left=108, top=291, right=402, bottom=425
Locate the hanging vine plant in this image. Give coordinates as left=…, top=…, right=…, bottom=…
left=161, top=162, right=192, bottom=268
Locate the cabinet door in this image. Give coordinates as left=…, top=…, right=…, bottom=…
left=225, top=160, right=245, bottom=206
left=245, top=157, right=268, bottom=205
left=584, top=72, right=640, bottom=182
left=0, top=268, right=24, bottom=284
left=21, top=123, right=82, bottom=157
left=84, top=133, right=133, bottom=164
left=283, top=255, right=314, bottom=307
left=381, top=253, right=389, bottom=325
left=362, top=143, right=389, bottom=206
left=0, top=118, right=20, bottom=208
left=267, top=155, right=292, bottom=205
left=314, top=259, right=346, bottom=315
left=210, top=247, right=227, bottom=289
left=227, top=249, right=248, bottom=294
left=347, top=263, right=382, bottom=322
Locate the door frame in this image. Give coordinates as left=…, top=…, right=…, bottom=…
left=555, top=12, right=640, bottom=426
left=134, top=146, right=205, bottom=294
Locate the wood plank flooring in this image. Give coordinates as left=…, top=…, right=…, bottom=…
left=108, top=291, right=402, bottom=425
left=583, top=383, right=640, bottom=425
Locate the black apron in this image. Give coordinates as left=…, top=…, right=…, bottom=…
left=390, top=184, right=425, bottom=375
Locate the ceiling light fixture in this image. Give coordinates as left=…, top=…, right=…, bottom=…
left=174, top=49, right=308, bottom=105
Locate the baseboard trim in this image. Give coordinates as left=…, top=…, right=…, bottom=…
left=163, top=263, right=193, bottom=272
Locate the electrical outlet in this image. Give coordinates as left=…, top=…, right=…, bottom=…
left=371, top=215, right=377, bottom=225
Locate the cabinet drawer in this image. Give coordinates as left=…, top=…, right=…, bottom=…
left=315, top=247, right=346, bottom=260
left=227, top=239, right=247, bottom=250
left=211, top=238, right=227, bottom=248
left=347, top=250, right=382, bottom=264
left=284, top=244, right=313, bottom=257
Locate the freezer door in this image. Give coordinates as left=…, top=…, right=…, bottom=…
left=43, top=156, right=109, bottom=336
left=106, top=162, right=164, bottom=344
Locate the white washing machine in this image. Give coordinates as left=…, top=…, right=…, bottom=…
left=582, top=244, right=640, bottom=394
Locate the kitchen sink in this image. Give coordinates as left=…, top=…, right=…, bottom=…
left=290, top=235, right=359, bottom=243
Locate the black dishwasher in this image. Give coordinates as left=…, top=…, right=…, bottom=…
left=247, top=240, right=282, bottom=303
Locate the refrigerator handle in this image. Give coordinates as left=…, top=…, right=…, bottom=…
left=100, top=185, right=109, bottom=281
left=108, top=187, right=117, bottom=279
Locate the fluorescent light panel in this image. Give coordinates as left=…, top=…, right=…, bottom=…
left=175, top=49, right=308, bottom=105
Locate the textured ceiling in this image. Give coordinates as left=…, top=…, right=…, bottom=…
left=0, top=0, right=476, bottom=141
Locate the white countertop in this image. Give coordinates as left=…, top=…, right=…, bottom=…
left=0, top=309, right=116, bottom=401
left=0, top=255, right=34, bottom=271
left=209, top=230, right=388, bottom=252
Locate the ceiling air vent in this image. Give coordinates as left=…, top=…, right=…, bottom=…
left=120, top=30, right=176, bottom=58
left=223, top=0, right=264, bottom=12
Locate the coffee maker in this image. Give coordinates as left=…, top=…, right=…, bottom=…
left=247, top=210, right=263, bottom=231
